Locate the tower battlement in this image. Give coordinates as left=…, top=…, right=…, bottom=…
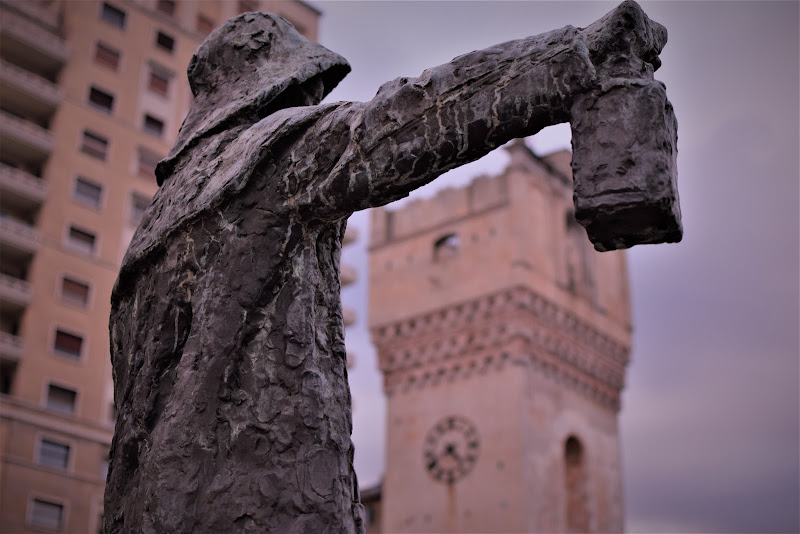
left=370, top=142, right=573, bottom=249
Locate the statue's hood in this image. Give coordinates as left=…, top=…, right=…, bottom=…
left=156, top=12, right=350, bottom=185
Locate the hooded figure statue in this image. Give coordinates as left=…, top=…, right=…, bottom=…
left=106, top=5, right=678, bottom=534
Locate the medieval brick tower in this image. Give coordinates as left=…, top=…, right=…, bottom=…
left=367, top=140, right=632, bottom=533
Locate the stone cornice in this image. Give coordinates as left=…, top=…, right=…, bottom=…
left=371, top=285, right=631, bottom=410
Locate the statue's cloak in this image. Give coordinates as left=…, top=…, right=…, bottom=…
left=120, top=11, right=350, bottom=278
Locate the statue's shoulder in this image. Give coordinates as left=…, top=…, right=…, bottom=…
left=118, top=104, right=341, bottom=276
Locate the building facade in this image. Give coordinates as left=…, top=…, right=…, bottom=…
left=367, top=140, right=633, bottom=533
left=0, top=1, right=328, bottom=532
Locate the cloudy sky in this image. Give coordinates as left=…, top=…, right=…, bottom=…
left=312, top=2, right=800, bottom=532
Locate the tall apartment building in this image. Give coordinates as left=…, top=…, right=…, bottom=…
left=0, top=1, right=337, bottom=532
left=367, top=140, right=632, bottom=533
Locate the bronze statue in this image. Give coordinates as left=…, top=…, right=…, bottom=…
left=105, top=2, right=680, bottom=532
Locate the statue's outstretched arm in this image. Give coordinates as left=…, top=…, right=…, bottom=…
left=306, top=23, right=595, bottom=216
left=302, top=1, right=679, bottom=250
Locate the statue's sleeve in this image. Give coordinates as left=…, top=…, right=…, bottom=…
left=303, top=24, right=594, bottom=218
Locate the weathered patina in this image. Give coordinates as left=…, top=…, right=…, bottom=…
left=105, top=3, right=680, bottom=533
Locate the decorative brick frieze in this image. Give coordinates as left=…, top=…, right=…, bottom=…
left=372, top=285, right=629, bottom=409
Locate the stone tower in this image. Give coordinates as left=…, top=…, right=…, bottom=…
left=368, top=140, right=632, bottom=533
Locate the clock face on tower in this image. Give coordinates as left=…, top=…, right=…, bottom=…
left=423, top=415, right=481, bottom=484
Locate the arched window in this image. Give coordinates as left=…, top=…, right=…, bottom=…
left=433, top=233, right=460, bottom=261
left=564, top=435, right=590, bottom=532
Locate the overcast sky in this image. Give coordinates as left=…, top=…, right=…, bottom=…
left=313, top=2, right=800, bottom=532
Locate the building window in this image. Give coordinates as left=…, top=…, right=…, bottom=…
left=73, top=177, right=103, bottom=208
left=80, top=130, right=108, bottom=161
left=156, top=0, right=176, bottom=16
left=155, top=31, right=175, bottom=53
left=38, top=439, right=71, bottom=470
left=565, top=435, right=590, bottom=533
left=143, top=114, right=165, bottom=137
left=94, top=42, right=120, bottom=70
left=196, top=13, right=215, bottom=34
left=238, top=0, right=258, bottom=13
left=88, top=86, right=114, bottom=114
left=148, top=64, right=172, bottom=97
left=46, top=384, right=77, bottom=414
left=137, top=146, right=161, bottom=180
left=0, top=360, right=17, bottom=395
left=67, top=225, right=97, bottom=255
left=53, top=329, right=83, bottom=358
left=433, top=233, right=460, bottom=261
left=100, top=2, right=126, bottom=29
left=130, top=193, right=150, bottom=226
left=30, top=498, right=64, bottom=530
left=61, top=277, right=90, bottom=307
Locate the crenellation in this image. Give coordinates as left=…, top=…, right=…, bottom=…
left=370, top=166, right=512, bottom=249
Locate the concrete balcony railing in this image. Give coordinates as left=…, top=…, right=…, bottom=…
left=0, top=0, right=60, bottom=32
left=342, top=307, right=357, bottom=327
left=0, top=163, right=47, bottom=205
left=0, top=109, right=54, bottom=161
left=340, top=264, right=357, bottom=286
left=0, top=59, right=64, bottom=112
left=0, top=331, right=23, bottom=361
left=0, top=9, right=68, bottom=70
left=0, top=214, right=41, bottom=254
left=0, top=272, right=31, bottom=308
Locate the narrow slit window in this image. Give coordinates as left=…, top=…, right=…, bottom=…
left=565, top=435, right=590, bottom=533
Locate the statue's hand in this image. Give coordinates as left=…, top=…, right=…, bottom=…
left=569, top=1, right=682, bottom=251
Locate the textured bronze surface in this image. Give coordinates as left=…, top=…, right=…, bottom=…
left=105, top=3, right=680, bottom=533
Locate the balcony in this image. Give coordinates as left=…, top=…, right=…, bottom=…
left=0, top=331, right=22, bottom=361
left=0, top=272, right=30, bottom=309
left=0, top=8, right=68, bottom=80
left=340, top=264, right=357, bottom=286
left=0, top=60, right=63, bottom=122
left=0, top=1, right=60, bottom=33
left=0, top=110, right=54, bottom=164
left=0, top=214, right=40, bottom=256
left=0, top=163, right=46, bottom=212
